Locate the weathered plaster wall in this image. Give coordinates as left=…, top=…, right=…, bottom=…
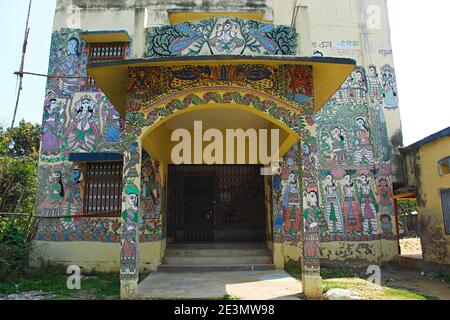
left=416, top=137, right=450, bottom=264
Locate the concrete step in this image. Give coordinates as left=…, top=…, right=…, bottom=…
left=167, top=243, right=267, bottom=250
left=157, top=264, right=276, bottom=273
left=165, top=248, right=270, bottom=257
left=163, top=255, right=273, bottom=265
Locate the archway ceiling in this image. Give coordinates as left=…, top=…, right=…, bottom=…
left=142, top=107, right=295, bottom=164
left=88, top=55, right=356, bottom=118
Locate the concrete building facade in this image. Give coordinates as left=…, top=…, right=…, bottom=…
left=32, top=0, right=403, bottom=298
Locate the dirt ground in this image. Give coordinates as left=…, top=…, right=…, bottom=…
left=324, top=266, right=450, bottom=300
left=400, top=237, right=422, bottom=255
left=382, top=269, right=450, bottom=300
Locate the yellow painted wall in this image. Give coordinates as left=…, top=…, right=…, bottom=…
left=30, top=241, right=164, bottom=273
left=280, top=240, right=398, bottom=266
left=416, top=137, right=450, bottom=264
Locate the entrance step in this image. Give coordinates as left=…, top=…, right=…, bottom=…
left=158, top=264, right=276, bottom=273
left=163, top=255, right=273, bottom=265
left=159, top=243, right=274, bottom=272
left=168, top=243, right=267, bottom=250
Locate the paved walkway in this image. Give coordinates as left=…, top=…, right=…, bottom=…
left=138, top=270, right=302, bottom=300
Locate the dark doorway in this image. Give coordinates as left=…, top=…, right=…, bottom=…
left=183, top=176, right=215, bottom=242
left=167, top=165, right=267, bottom=243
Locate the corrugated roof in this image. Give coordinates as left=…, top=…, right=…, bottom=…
left=401, top=126, right=450, bottom=154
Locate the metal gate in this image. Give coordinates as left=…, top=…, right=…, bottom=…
left=167, top=165, right=267, bottom=243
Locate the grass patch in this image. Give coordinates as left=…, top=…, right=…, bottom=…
left=321, top=267, right=358, bottom=280
left=0, top=265, right=120, bottom=300
left=284, top=262, right=301, bottom=279
left=322, top=280, right=349, bottom=293
left=383, top=288, right=436, bottom=300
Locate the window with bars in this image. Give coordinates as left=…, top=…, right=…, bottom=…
left=83, top=161, right=123, bottom=216
left=85, top=42, right=128, bottom=88
left=441, top=189, right=450, bottom=235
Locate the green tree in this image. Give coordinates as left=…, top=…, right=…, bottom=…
left=0, top=120, right=41, bottom=234
left=0, top=120, right=41, bottom=158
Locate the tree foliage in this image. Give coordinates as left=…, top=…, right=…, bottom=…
left=0, top=120, right=41, bottom=234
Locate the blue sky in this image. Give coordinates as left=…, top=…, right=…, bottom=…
left=0, top=0, right=448, bottom=146
left=0, top=0, right=56, bottom=129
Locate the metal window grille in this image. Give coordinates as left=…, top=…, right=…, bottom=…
left=441, top=189, right=450, bottom=235
left=83, top=161, right=123, bottom=217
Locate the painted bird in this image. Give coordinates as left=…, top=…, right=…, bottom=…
left=247, top=25, right=279, bottom=53
left=169, top=23, right=203, bottom=54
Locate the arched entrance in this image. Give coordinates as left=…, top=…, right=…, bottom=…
left=119, top=85, right=304, bottom=298
left=87, top=57, right=356, bottom=299
left=141, top=105, right=299, bottom=247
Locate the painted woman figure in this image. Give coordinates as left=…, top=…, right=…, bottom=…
left=58, top=37, right=82, bottom=97
left=381, top=65, right=398, bottom=109
left=303, top=190, right=327, bottom=235
left=354, top=117, right=374, bottom=165
left=342, top=174, right=362, bottom=234
left=367, top=65, right=383, bottom=106
left=377, top=177, right=394, bottom=215
left=329, top=127, right=348, bottom=162
left=49, top=171, right=64, bottom=205
left=41, top=96, right=61, bottom=156
left=141, top=162, right=161, bottom=218
left=66, top=96, right=99, bottom=152
left=104, top=105, right=120, bottom=144
left=209, top=19, right=245, bottom=53
left=358, top=174, right=379, bottom=235
left=283, top=172, right=301, bottom=237
left=353, top=69, right=367, bottom=103
left=303, top=190, right=323, bottom=272
left=120, top=183, right=140, bottom=277
left=380, top=214, right=394, bottom=237
left=370, top=103, right=392, bottom=163
left=324, top=174, right=344, bottom=234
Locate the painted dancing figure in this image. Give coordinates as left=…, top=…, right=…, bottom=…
left=324, top=174, right=344, bottom=234
left=381, top=65, right=398, bottom=109
left=358, top=174, right=379, bottom=235
left=329, top=127, right=348, bottom=162
left=283, top=173, right=301, bottom=237
left=342, top=175, right=362, bottom=234
left=354, top=117, right=374, bottom=164
left=41, top=96, right=61, bottom=156
left=367, top=65, right=383, bottom=106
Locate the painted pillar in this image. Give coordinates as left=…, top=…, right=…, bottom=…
left=299, top=138, right=323, bottom=299
left=272, top=171, right=285, bottom=269
left=119, top=107, right=144, bottom=298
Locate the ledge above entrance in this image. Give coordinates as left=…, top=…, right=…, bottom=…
left=87, top=55, right=356, bottom=118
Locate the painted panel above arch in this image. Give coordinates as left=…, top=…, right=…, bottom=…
left=146, top=17, right=298, bottom=58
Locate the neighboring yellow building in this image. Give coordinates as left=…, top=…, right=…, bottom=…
left=399, top=127, right=450, bottom=267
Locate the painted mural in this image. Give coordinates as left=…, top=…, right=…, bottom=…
left=126, top=65, right=313, bottom=136
left=140, top=149, right=163, bottom=241
left=36, top=28, right=398, bottom=262
left=295, top=61, right=397, bottom=244
left=46, top=28, right=86, bottom=98
left=35, top=28, right=127, bottom=243
left=146, top=17, right=297, bottom=58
